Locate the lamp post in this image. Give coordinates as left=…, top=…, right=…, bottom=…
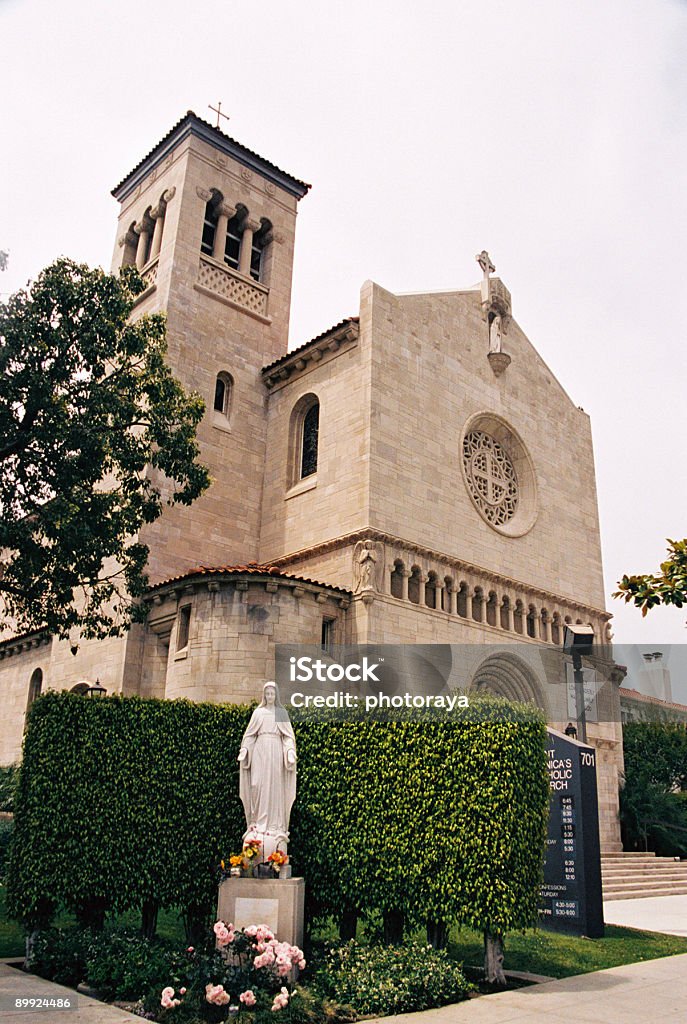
left=86, top=679, right=107, bottom=698
left=563, top=625, right=594, bottom=744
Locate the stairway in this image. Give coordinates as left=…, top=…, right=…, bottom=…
left=602, top=852, right=687, bottom=900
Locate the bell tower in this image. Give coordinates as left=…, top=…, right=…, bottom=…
left=110, top=111, right=310, bottom=580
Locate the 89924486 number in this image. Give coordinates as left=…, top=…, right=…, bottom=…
left=7, top=997, right=75, bottom=1012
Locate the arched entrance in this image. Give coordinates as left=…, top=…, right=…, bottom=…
left=471, top=652, right=548, bottom=716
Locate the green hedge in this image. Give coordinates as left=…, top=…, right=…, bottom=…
left=9, top=692, right=549, bottom=942
left=621, top=721, right=687, bottom=856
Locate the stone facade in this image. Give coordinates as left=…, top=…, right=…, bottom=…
left=0, top=112, right=624, bottom=848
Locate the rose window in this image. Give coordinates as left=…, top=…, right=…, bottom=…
left=462, top=430, right=518, bottom=526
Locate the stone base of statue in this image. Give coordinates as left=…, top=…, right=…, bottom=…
left=487, top=351, right=511, bottom=376
left=217, top=876, right=305, bottom=949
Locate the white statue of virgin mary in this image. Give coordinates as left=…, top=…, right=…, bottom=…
left=238, top=682, right=297, bottom=860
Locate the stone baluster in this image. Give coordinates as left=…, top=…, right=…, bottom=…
left=239, top=219, right=259, bottom=276
left=135, top=221, right=151, bottom=269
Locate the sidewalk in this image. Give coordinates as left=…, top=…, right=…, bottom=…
left=0, top=962, right=139, bottom=1023
left=370, top=954, right=687, bottom=1024
left=603, top=894, right=687, bottom=936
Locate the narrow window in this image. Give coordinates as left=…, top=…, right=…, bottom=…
left=214, top=377, right=226, bottom=412
left=201, top=201, right=218, bottom=256
left=300, top=402, right=319, bottom=478
left=249, top=219, right=272, bottom=282
left=177, top=605, right=191, bottom=651
left=321, top=618, right=335, bottom=654
left=225, top=213, right=242, bottom=269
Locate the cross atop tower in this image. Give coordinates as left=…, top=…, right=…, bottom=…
left=476, top=249, right=495, bottom=305
left=209, top=101, right=230, bottom=129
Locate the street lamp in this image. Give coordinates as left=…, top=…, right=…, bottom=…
left=564, top=624, right=594, bottom=744
left=86, top=679, right=107, bottom=698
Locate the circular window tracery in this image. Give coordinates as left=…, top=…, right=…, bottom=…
left=462, top=429, right=519, bottom=526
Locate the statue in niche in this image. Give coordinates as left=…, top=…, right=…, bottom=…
left=353, top=540, right=378, bottom=593
left=489, top=314, right=503, bottom=354
left=238, top=682, right=297, bottom=861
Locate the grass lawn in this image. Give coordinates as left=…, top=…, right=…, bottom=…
left=449, top=923, right=687, bottom=979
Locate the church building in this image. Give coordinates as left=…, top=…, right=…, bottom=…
left=0, top=112, right=624, bottom=850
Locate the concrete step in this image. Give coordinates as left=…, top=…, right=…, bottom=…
left=604, top=884, right=687, bottom=900
left=601, top=851, right=659, bottom=858
left=602, top=868, right=687, bottom=880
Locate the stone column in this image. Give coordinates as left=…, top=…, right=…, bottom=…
left=506, top=600, right=515, bottom=633
left=464, top=588, right=473, bottom=620
left=448, top=584, right=458, bottom=616
left=135, top=221, right=151, bottom=269
left=543, top=614, right=552, bottom=643
left=212, top=203, right=235, bottom=262
left=149, top=206, right=165, bottom=261
left=418, top=573, right=427, bottom=606
left=478, top=591, right=487, bottom=624
left=401, top=570, right=410, bottom=602
left=239, top=219, right=259, bottom=276
left=435, top=581, right=445, bottom=611
left=532, top=610, right=541, bottom=640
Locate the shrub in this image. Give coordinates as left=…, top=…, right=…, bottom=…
left=84, top=929, right=181, bottom=1001
left=29, top=927, right=93, bottom=987
left=0, top=817, right=13, bottom=883
left=0, top=764, right=20, bottom=812
left=317, top=940, right=472, bottom=1015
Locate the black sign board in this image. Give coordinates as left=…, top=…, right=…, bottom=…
left=540, top=728, right=604, bottom=938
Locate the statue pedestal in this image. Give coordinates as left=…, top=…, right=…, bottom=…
left=217, top=876, right=305, bottom=949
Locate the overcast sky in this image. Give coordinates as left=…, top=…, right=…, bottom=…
left=1, top=0, right=685, bottom=694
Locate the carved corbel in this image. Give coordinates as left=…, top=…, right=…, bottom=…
left=196, top=186, right=213, bottom=202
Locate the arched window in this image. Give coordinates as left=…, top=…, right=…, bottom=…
left=213, top=371, right=234, bottom=421
left=27, top=668, right=42, bottom=709
left=300, top=401, right=319, bottom=478
left=288, top=395, right=320, bottom=488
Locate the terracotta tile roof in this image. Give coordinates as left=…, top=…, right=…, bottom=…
left=262, top=317, right=359, bottom=374
left=0, top=627, right=51, bottom=653
left=145, top=563, right=351, bottom=595
left=112, top=111, right=311, bottom=201
left=619, top=687, right=687, bottom=714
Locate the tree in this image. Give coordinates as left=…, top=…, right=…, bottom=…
left=614, top=539, right=687, bottom=620
left=0, top=258, right=210, bottom=640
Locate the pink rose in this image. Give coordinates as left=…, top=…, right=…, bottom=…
left=186, top=946, right=194, bottom=953
left=160, top=986, right=181, bottom=1009
left=180, top=988, right=186, bottom=995
left=245, top=925, right=258, bottom=937
left=205, top=983, right=230, bottom=1006
left=298, top=958, right=306, bottom=970
left=240, top=990, right=257, bottom=1007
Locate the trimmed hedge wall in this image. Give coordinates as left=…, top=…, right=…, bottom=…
left=9, top=692, right=549, bottom=942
